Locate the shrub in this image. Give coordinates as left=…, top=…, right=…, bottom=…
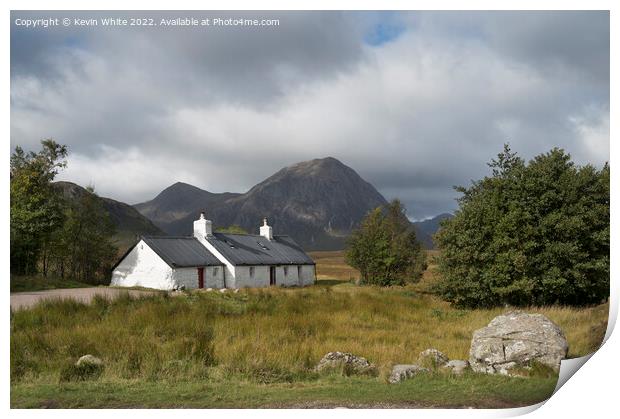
left=435, top=145, right=609, bottom=308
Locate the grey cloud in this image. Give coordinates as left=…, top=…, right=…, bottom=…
left=11, top=11, right=369, bottom=157
left=412, top=11, right=609, bottom=84
left=482, top=11, right=610, bottom=83
left=12, top=11, right=366, bottom=105
left=10, top=11, right=609, bottom=219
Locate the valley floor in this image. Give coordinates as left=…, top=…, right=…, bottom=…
left=10, top=250, right=608, bottom=409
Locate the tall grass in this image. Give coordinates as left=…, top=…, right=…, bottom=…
left=11, top=285, right=608, bottom=385
left=11, top=292, right=216, bottom=383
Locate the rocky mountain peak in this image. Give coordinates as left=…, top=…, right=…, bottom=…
left=135, top=157, right=388, bottom=249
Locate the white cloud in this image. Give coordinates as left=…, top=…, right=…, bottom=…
left=570, top=109, right=610, bottom=165
left=56, top=146, right=206, bottom=204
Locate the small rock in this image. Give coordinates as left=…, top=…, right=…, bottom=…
left=234, top=289, right=240, bottom=293
left=219, top=288, right=227, bottom=293
left=469, top=311, right=568, bottom=375
left=388, top=364, right=429, bottom=383
left=76, top=354, right=103, bottom=367
left=205, top=288, right=213, bottom=292
left=442, top=360, right=469, bottom=375
left=418, top=348, right=449, bottom=368
left=316, top=352, right=376, bottom=376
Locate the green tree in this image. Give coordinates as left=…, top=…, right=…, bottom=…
left=435, top=144, right=609, bottom=308
left=346, top=199, right=427, bottom=286
left=55, top=186, right=117, bottom=284
left=10, top=140, right=68, bottom=275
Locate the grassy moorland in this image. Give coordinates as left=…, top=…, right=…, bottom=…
left=10, top=251, right=608, bottom=408
left=311, top=250, right=361, bottom=282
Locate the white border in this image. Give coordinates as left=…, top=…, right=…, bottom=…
left=3, top=1, right=616, bottom=418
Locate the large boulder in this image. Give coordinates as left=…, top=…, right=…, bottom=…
left=388, top=364, right=429, bottom=383
left=316, top=352, right=376, bottom=376
left=469, top=311, right=568, bottom=375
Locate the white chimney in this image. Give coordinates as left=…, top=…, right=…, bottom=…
left=260, top=217, right=273, bottom=241
left=193, top=212, right=213, bottom=240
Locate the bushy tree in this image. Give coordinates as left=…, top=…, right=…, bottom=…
left=435, top=144, right=609, bottom=308
left=10, top=140, right=68, bottom=274
left=11, top=140, right=118, bottom=283
left=50, top=186, right=117, bottom=284
left=346, top=199, right=427, bottom=286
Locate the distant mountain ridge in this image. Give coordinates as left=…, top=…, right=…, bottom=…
left=135, top=157, right=388, bottom=250
left=135, top=182, right=241, bottom=227
left=134, top=157, right=451, bottom=250
left=412, top=213, right=454, bottom=249
left=56, top=161, right=450, bottom=251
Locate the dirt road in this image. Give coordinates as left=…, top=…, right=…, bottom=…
left=10, top=287, right=157, bottom=310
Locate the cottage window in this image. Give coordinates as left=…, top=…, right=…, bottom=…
left=249, top=267, right=255, bottom=278
left=283, top=266, right=288, bottom=276
left=213, top=267, right=219, bottom=276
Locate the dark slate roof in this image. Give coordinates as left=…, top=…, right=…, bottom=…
left=142, top=236, right=224, bottom=268
left=206, top=233, right=315, bottom=266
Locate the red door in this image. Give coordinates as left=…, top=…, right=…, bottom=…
left=269, top=266, right=276, bottom=286
left=197, top=267, right=204, bottom=288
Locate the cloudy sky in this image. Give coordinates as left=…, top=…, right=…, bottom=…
left=10, top=11, right=609, bottom=220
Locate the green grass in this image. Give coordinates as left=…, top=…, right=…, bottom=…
left=11, top=373, right=557, bottom=408
left=10, top=286, right=606, bottom=408
left=10, top=275, right=92, bottom=293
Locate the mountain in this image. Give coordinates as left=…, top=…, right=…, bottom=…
left=135, top=157, right=388, bottom=250
left=412, top=213, right=454, bottom=249
left=134, top=182, right=240, bottom=227
left=54, top=181, right=164, bottom=250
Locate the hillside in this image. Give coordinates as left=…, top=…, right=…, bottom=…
left=134, top=182, right=240, bottom=227
left=412, top=213, right=454, bottom=249
left=54, top=181, right=164, bottom=250
left=135, top=157, right=388, bottom=250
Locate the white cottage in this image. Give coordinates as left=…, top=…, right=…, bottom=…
left=111, top=214, right=316, bottom=290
